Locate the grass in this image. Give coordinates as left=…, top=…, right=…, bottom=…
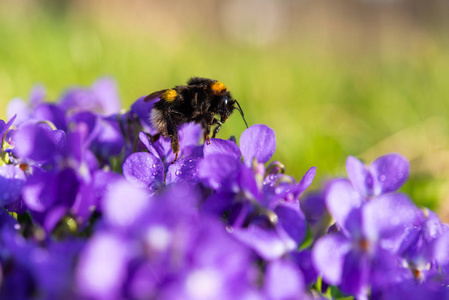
left=1, top=4, right=449, bottom=212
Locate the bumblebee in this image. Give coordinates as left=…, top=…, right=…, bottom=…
left=144, top=77, right=248, bottom=162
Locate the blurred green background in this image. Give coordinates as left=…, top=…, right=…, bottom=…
left=1, top=0, right=449, bottom=218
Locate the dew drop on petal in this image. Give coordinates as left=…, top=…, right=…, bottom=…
left=275, top=187, right=282, bottom=194
left=225, top=226, right=234, bottom=233
left=379, top=175, right=386, bottom=182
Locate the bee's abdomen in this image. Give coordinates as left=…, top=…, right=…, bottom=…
left=150, top=108, right=167, bottom=134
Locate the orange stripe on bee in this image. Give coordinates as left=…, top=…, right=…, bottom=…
left=211, top=81, right=227, bottom=95
left=162, top=89, right=177, bottom=102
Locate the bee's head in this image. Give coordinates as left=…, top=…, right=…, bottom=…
left=221, top=94, right=248, bottom=129
left=218, top=93, right=235, bottom=122
left=210, top=80, right=248, bottom=128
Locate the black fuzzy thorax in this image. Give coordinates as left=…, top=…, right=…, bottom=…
left=153, top=85, right=232, bottom=128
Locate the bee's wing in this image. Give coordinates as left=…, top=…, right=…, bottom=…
left=144, top=89, right=168, bottom=102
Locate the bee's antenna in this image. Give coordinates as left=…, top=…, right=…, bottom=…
left=234, top=100, right=249, bottom=128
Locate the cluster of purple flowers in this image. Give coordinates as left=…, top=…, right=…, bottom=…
left=1, top=78, right=449, bottom=300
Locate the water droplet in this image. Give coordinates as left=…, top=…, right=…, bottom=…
left=175, top=170, right=182, bottom=176
left=152, top=164, right=157, bottom=168
left=225, top=226, right=234, bottom=233
left=379, top=175, right=386, bottom=182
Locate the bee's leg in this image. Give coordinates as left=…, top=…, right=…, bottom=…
left=192, top=93, right=199, bottom=108
left=166, top=116, right=180, bottom=163
left=204, top=123, right=212, bottom=145
left=170, top=134, right=180, bottom=163
left=203, top=114, right=216, bottom=145
left=212, top=119, right=223, bottom=138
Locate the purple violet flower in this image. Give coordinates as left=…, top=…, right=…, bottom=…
left=346, top=154, right=409, bottom=198
left=59, top=77, right=121, bottom=116
left=4, top=78, right=449, bottom=300
left=6, top=84, right=46, bottom=126
left=313, top=186, right=424, bottom=298
left=199, top=125, right=315, bottom=262
left=11, top=123, right=60, bottom=164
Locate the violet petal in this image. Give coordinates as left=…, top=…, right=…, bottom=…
left=90, top=116, right=125, bottom=157
left=201, top=190, right=236, bottom=215
left=34, top=103, right=67, bottom=131
left=166, top=156, right=201, bottom=184
left=7, top=98, right=30, bottom=125
left=290, top=250, right=318, bottom=285
left=362, top=193, right=424, bottom=243
left=340, top=250, right=370, bottom=297
left=178, top=123, right=202, bottom=148
left=12, top=124, right=56, bottom=162
left=325, top=179, right=364, bottom=232
left=199, top=154, right=240, bottom=190
left=50, top=129, right=66, bottom=153
left=236, top=166, right=260, bottom=200
left=130, top=96, right=154, bottom=129
left=264, top=259, right=305, bottom=299
left=429, top=231, right=449, bottom=267
left=0, top=165, right=26, bottom=206
left=103, top=179, right=151, bottom=228
left=296, top=166, right=317, bottom=196
left=346, top=156, right=372, bottom=197
left=91, top=77, right=121, bottom=115
left=274, top=203, right=307, bottom=245
left=22, top=169, right=57, bottom=212
left=123, top=152, right=164, bottom=190
left=29, top=84, right=46, bottom=106
left=312, top=233, right=351, bottom=285
left=239, top=124, right=276, bottom=166
left=370, top=154, right=410, bottom=195
left=230, top=224, right=296, bottom=261
left=203, top=138, right=241, bottom=161
left=76, top=232, right=130, bottom=299
left=0, top=115, right=17, bottom=140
